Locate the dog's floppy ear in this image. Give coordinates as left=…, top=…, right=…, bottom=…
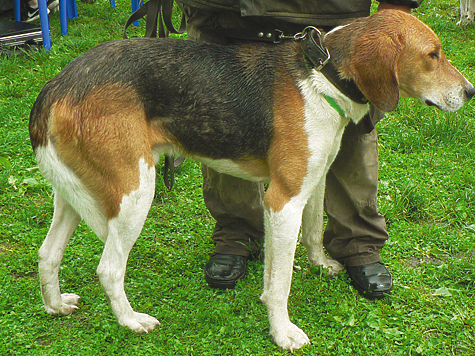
left=348, top=33, right=403, bottom=112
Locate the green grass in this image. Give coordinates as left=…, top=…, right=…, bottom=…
left=1, top=0, right=475, bottom=355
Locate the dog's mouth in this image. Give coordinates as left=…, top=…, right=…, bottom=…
left=424, top=99, right=446, bottom=111
left=424, top=99, right=461, bottom=113
left=425, top=99, right=438, bottom=108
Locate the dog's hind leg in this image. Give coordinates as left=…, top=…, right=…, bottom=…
left=458, top=0, right=470, bottom=25
left=300, top=179, right=344, bottom=276
left=469, top=0, right=475, bottom=22
left=96, top=157, right=159, bottom=334
left=39, top=193, right=82, bottom=315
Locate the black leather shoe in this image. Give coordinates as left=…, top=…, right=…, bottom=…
left=205, top=254, right=248, bottom=289
left=346, top=262, right=393, bottom=300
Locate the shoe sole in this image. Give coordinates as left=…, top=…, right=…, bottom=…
left=26, top=15, right=41, bottom=22
left=205, top=270, right=246, bottom=290
left=346, top=264, right=393, bottom=300
left=351, top=281, right=390, bottom=300
left=347, top=273, right=392, bottom=300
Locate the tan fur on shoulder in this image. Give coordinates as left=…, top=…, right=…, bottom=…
left=265, top=72, right=309, bottom=213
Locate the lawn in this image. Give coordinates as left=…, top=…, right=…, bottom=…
left=0, top=0, right=474, bottom=355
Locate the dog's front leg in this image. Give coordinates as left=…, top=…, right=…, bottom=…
left=260, top=186, right=310, bottom=351
left=301, top=178, right=344, bottom=276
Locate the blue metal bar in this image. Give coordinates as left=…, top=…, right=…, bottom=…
left=38, top=0, right=51, bottom=51
left=132, top=0, right=139, bottom=27
left=67, top=0, right=78, bottom=20
left=14, top=0, right=21, bottom=21
left=60, top=0, right=68, bottom=35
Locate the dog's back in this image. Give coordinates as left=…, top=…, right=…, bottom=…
left=30, top=38, right=307, bottom=160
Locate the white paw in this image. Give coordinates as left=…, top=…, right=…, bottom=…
left=322, top=259, right=345, bottom=276
left=457, top=15, right=474, bottom=25
left=271, top=322, right=310, bottom=351
left=45, top=293, right=80, bottom=315
left=120, top=312, right=160, bottom=334
left=309, top=255, right=345, bottom=276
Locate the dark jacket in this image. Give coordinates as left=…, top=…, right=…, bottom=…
left=182, top=0, right=423, bottom=27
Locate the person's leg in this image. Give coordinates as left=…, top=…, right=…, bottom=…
left=202, top=166, right=265, bottom=257
left=323, top=109, right=393, bottom=299
left=202, top=166, right=265, bottom=288
left=323, top=126, right=387, bottom=266
left=186, top=23, right=265, bottom=289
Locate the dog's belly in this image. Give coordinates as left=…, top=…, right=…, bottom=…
left=151, top=143, right=270, bottom=183
left=196, top=156, right=270, bottom=183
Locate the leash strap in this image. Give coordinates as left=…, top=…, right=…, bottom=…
left=123, top=0, right=186, bottom=190
left=123, top=0, right=186, bottom=39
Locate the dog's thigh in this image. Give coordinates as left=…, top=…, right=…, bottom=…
left=39, top=193, right=81, bottom=315
left=301, top=179, right=344, bottom=276
left=96, top=158, right=159, bottom=334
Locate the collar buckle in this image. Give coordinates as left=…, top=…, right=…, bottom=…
left=278, top=26, right=368, bottom=105
left=298, top=26, right=331, bottom=71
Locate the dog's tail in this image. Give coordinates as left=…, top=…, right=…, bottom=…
left=29, top=82, right=56, bottom=152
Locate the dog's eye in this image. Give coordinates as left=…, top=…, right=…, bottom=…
left=429, top=51, right=440, bottom=60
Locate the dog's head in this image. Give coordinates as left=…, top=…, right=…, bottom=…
left=326, top=10, right=474, bottom=112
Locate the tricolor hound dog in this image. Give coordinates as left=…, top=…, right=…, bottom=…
left=458, top=0, right=475, bottom=25
left=29, top=10, right=474, bottom=350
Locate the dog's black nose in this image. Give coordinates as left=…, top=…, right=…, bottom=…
left=465, top=85, right=475, bottom=101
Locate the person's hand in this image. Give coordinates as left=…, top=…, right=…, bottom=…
left=377, top=2, right=412, bottom=13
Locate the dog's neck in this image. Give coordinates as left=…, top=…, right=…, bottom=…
left=322, top=24, right=356, bottom=75
left=298, top=25, right=368, bottom=106
left=298, top=24, right=371, bottom=122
